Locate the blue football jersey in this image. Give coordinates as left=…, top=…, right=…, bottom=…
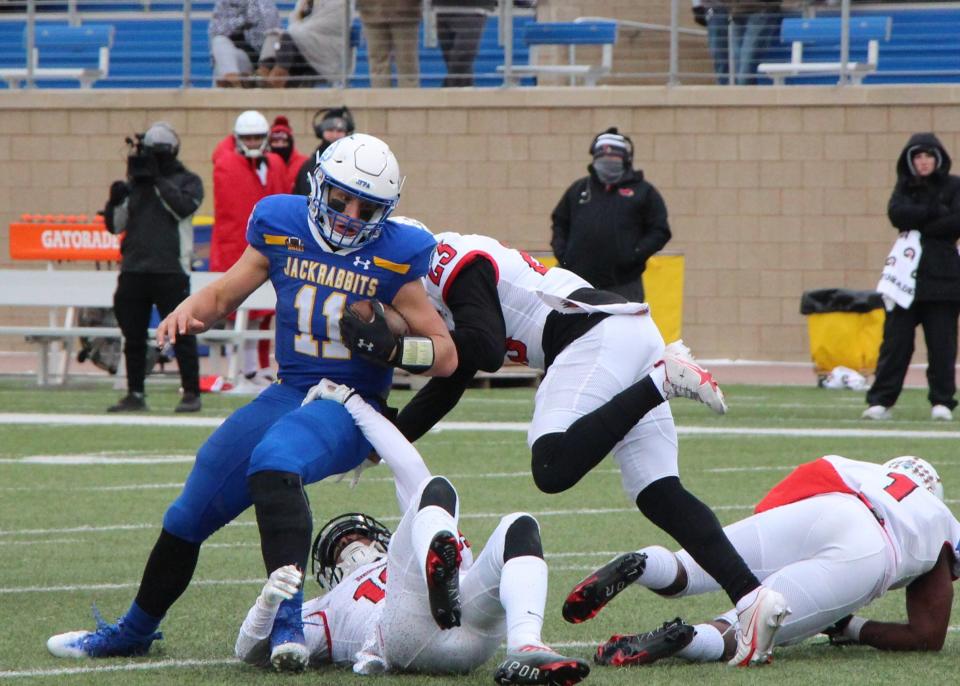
left=246, top=195, right=435, bottom=397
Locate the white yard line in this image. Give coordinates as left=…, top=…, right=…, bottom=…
left=0, top=504, right=756, bottom=540
left=0, top=578, right=263, bottom=594
left=0, top=659, right=239, bottom=679
left=2, top=413, right=960, bottom=441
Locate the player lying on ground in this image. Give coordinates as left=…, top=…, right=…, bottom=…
left=46, top=134, right=456, bottom=668
left=234, top=378, right=590, bottom=684
left=564, top=455, right=959, bottom=666
left=370, top=231, right=788, bottom=665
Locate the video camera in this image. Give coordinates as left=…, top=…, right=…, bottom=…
left=125, top=132, right=157, bottom=181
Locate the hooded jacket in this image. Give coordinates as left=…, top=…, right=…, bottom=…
left=550, top=164, right=671, bottom=293
left=210, top=135, right=288, bottom=272
left=104, top=159, right=203, bottom=274
left=888, top=132, right=960, bottom=302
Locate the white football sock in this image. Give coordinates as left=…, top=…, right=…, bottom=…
left=676, top=623, right=725, bottom=662
left=637, top=545, right=679, bottom=590
left=650, top=365, right=667, bottom=400
left=410, top=506, right=457, bottom=582
left=500, top=556, right=548, bottom=651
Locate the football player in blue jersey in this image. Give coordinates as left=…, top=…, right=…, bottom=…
left=47, top=134, right=457, bottom=671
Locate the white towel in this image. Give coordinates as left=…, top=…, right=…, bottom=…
left=876, top=230, right=922, bottom=311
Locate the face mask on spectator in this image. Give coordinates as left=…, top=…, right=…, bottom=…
left=594, top=157, right=625, bottom=184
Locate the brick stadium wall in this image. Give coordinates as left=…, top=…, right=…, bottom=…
left=2, top=86, right=958, bottom=361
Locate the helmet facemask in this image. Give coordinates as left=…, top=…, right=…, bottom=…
left=309, top=170, right=396, bottom=250
left=311, top=513, right=391, bottom=591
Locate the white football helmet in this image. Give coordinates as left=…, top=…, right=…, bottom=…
left=883, top=456, right=944, bottom=501
left=233, top=110, right=269, bottom=159
left=308, top=133, right=403, bottom=250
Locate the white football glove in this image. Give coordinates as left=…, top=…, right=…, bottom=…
left=302, top=378, right=357, bottom=406
left=259, top=565, right=303, bottom=607
left=334, top=456, right=380, bottom=488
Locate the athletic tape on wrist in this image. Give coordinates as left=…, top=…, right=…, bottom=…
left=843, top=616, right=867, bottom=642
left=397, top=336, right=434, bottom=373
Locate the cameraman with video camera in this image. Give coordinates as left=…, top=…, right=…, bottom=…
left=104, top=121, right=205, bottom=413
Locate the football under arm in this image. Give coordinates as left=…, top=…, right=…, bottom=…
left=343, top=394, right=432, bottom=512
left=390, top=279, right=458, bottom=377
left=857, top=548, right=953, bottom=651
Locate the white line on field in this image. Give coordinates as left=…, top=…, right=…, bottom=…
left=0, top=504, right=755, bottom=539
left=0, top=658, right=239, bottom=679
left=2, top=413, right=960, bottom=441
left=2, top=631, right=960, bottom=679
left=0, top=578, right=264, bottom=594
left=0, top=455, right=195, bottom=465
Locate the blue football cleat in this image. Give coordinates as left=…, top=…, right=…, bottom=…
left=47, top=606, right=161, bottom=658
left=269, top=599, right=308, bottom=672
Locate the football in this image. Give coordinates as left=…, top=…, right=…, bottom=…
left=348, top=299, right=410, bottom=336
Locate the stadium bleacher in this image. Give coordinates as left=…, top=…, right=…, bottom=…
left=0, top=10, right=533, bottom=88
left=757, top=6, right=960, bottom=85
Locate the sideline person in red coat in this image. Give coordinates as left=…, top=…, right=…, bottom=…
left=268, top=115, right=308, bottom=192
left=211, top=110, right=288, bottom=390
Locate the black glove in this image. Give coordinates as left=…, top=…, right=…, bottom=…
left=693, top=5, right=708, bottom=27
left=823, top=615, right=855, bottom=646
left=108, top=180, right=130, bottom=205
left=339, top=300, right=398, bottom=365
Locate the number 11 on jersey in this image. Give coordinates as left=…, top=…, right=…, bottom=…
left=293, top=284, right=350, bottom=359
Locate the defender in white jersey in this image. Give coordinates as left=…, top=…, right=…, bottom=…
left=235, top=378, right=590, bottom=685
left=395, top=231, right=789, bottom=666
left=573, top=455, right=960, bottom=666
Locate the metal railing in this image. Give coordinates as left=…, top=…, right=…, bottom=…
left=5, top=0, right=960, bottom=89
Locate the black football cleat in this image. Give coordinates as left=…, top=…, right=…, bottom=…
left=494, top=645, right=590, bottom=686
left=426, top=530, right=462, bottom=629
left=562, top=552, right=646, bottom=624
left=595, top=618, right=695, bottom=667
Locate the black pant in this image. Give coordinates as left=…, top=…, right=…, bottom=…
left=113, top=271, right=199, bottom=395
left=866, top=300, right=960, bottom=410
left=274, top=33, right=321, bottom=87
left=437, top=12, right=486, bottom=87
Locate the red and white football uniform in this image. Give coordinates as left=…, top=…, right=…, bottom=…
left=424, top=231, right=676, bottom=500
left=425, top=232, right=593, bottom=370
left=236, top=397, right=529, bottom=674
left=673, top=456, right=960, bottom=646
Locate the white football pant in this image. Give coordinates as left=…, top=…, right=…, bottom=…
left=528, top=313, right=677, bottom=501
left=675, top=493, right=890, bottom=645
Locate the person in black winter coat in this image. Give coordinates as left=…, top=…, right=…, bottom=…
left=292, top=106, right=355, bottom=196
left=550, top=127, right=671, bottom=303
left=864, top=132, right=960, bottom=422
left=104, top=122, right=205, bottom=414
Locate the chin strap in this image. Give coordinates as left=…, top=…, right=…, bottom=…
left=395, top=336, right=435, bottom=374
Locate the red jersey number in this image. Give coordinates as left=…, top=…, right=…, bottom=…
left=505, top=338, right=528, bottom=365
left=518, top=250, right=548, bottom=275
left=353, top=567, right=388, bottom=604
left=883, top=472, right=918, bottom=502
left=428, top=242, right=457, bottom=286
